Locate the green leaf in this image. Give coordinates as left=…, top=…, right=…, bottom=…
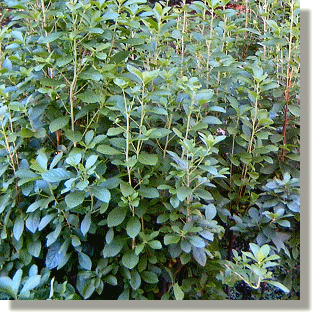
left=79, top=68, right=103, bottom=81
left=78, top=252, right=92, bottom=270
left=42, top=32, right=63, bottom=43
left=180, top=239, right=191, bottom=253
left=173, top=283, right=184, bottom=300
left=46, top=223, right=62, bottom=247
left=266, top=280, right=290, bottom=293
left=102, top=8, right=118, bottom=20
left=138, top=186, right=159, bottom=199
left=138, top=152, right=158, bottom=166
left=107, top=127, right=125, bottom=136
left=148, top=240, right=162, bottom=250
left=19, top=275, right=41, bottom=296
left=122, top=250, right=139, bottom=269
left=78, top=91, right=101, bottom=104
left=105, top=228, right=114, bottom=244
left=227, top=96, right=239, bottom=111
left=194, top=89, right=214, bottom=106
left=13, top=215, right=24, bottom=241
left=71, top=235, right=81, bottom=247
left=106, top=275, right=118, bottom=286
left=91, top=186, right=111, bottom=203
left=277, top=220, right=291, bottom=228
left=164, top=234, right=180, bottom=245
left=141, top=271, right=158, bottom=284
left=249, top=243, right=260, bottom=259
left=81, top=213, right=91, bottom=236
left=257, top=244, right=270, bottom=262
left=103, top=237, right=124, bottom=257
left=42, top=168, right=71, bottom=183
left=85, top=155, right=98, bottom=169
left=142, top=69, right=159, bottom=85
left=266, top=20, right=279, bottom=31
left=107, top=207, right=127, bottom=227
left=127, top=64, right=143, bottom=82
left=97, top=145, right=122, bottom=155
left=20, top=128, right=33, bottom=138
left=126, top=216, right=141, bottom=239
left=176, top=186, right=192, bottom=202
left=205, top=204, right=216, bottom=220
left=109, top=51, right=130, bottom=64
left=199, top=230, right=214, bottom=241
left=25, top=212, right=40, bottom=233
left=82, top=279, right=95, bottom=299
left=56, top=56, right=73, bottom=67
left=130, top=270, right=141, bottom=290
left=38, top=214, right=55, bottom=231
left=147, top=128, right=171, bottom=139
left=252, top=66, right=264, bottom=80
left=0, top=277, right=16, bottom=299
left=65, top=191, right=86, bottom=209
left=194, top=189, right=213, bottom=200
left=12, top=270, right=22, bottom=296
left=288, top=105, right=300, bottom=117
left=49, top=116, right=69, bottom=133
left=189, top=236, right=205, bottom=248
left=45, top=242, right=65, bottom=269
left=202, top=116, right=222, bottom=125
left=65, top=130, right=82, bottom=143
left=27, top=240, right=41, bottom=257
left=192, top=246, right=206, bottom=267
left=120, top=181, right=135, bottom=197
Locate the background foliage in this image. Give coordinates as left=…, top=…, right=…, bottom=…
left=0, top=0, right=300, bottom=300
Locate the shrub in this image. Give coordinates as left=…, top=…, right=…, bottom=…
left=0, top=0, right=300, bottom=300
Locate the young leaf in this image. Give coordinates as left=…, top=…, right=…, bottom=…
left=0, top=277, right=16, bottom=299
left=173, top=283, right=184, bottom=300
left=19, top=275, right=41, bottom=296
left=12, top=270, right=22, bottom=296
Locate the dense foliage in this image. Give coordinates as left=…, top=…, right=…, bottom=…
left=0, top=0, right=300, bottom=300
